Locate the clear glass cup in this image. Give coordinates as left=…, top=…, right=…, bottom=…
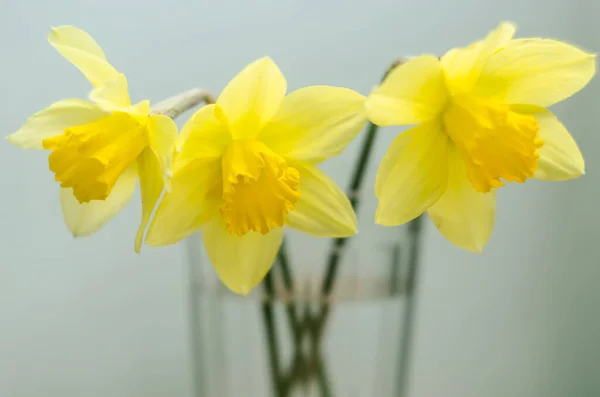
left=185, top=217, right=422, bottom=397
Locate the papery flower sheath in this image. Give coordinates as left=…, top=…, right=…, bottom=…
left=365, top=22, right=595, bottom=252
left=145, top=57, right=367, bottom=295
left=8, top=26, right=178, bottom=252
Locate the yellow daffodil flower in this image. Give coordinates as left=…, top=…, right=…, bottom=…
left=145, top=57, right=367, bottom=295
left=365, top=22, right=595, bottom=252
left=8, top=26, right=178, bottom=252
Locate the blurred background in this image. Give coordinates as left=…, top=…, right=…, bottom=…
left=1, top=0, right=599, bottom=396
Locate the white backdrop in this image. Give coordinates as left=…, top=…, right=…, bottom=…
left=1, top=0, right=598, bottom=396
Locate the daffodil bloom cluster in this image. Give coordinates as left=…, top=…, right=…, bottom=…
left=8, top=23, right=595, bottom=295
left=366, top=23, right=595, bottom=252
left=8, top=26, right=177, bottom=252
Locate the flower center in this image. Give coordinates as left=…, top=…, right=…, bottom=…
left=43, top=112, right=147, bottom=203
left=220, top=140, right=300, bottom=236
left=443, top=95, right=543, bottom=193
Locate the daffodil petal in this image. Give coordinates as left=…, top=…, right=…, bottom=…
left=175, top=104, right=232, bottom=167
left=147, top=114, right=178, bottom=190
left=535, top=113, right=585, bottom=181
left=216, top=57, right=287, bottom=139
left=285, top=162, right=357, bottom=237
left=427, top=146, right=496, bottom=253
left=132, top=100, right=150, bottom=115
left=60, top=165, right=137, bottom=237
left=202, top=217, right=283, bottom=296
left=512, top=105, right=585, bottom=181
left=89, top=73, right=131, bottom=109
left=375, top=120, right=449, bottom=226
left=476, top=38, right=596, bottom=107
left=145, top=159, right=221, bottom=247
left=48, top=26, right=119, bottom=88
left=135, top=149, right=164, bottom=253
left=258, top=86, right=367, bottom=163
left=365, top=56, right=449, bottom=126
left=8, top=99, right=108, bottom=149
left=442, top=22, right=516, bottom=94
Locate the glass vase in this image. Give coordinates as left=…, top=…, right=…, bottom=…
left=185, top=217, right=422, bottom=397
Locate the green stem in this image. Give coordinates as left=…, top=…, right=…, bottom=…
left=277, top=247, right=334, bottom=395
left=277, top=240, right=294, bottom=291
left=261, top=271, right=283, bottom=396
left=320, top=119, right=380, bottom=295
left=315, top=60, right=403, bottom=337
left=276, top=242, right=301, bottom=345
left=273, top=242, right=306, bottom=377
left=396, top=214, right=424, bottom=397
left=315, top=356, right=333, bottom=397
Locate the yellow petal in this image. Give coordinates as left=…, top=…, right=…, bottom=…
left=365, top=56, right=449, bottom=126
left=175, top=104, right=231, bottom=168
left=285, top=162, right=356, bottom=237
left=145, top=159, right=221, bottom=247
left=89, top=73, right=131, bottom=109
left=441, top=22, right=516, bottom=94
left=258, top=86, right=367, bottom=163
left=8, top=99, right=107, bottom=149
left=216, top=57, right=287, bottom=139
left=427, top=146, right=496, bottom=253
left=202, top=216, right=283, bottom=296
left=132, top=100, right=150, bottom=115
left=134, top=149, right=163, bottom=253
left=48, top=26, right=119, bottom=88
left=476, top=38, right=596, bottom=107
left=147, top=114, right=178, bottom=190
left=60, top=165, right=137, bottom=237
left=512, top=105, right=584, bottom=181
left=375, top=120, right=449, bottom=226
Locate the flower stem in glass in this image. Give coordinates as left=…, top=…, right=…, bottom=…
left=316, top=60, right=404, bottom=332
left=261, top=271, right=284, bottom=396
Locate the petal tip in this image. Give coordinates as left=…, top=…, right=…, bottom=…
left=577, top=161, right=586, bottom=177
left=225, top=281, right=253, bottom=297
left=69, top=222, right=98, bottom=238
left=489, top=21, right=517, bottom=39
left=143, top=232, right=159, bottom=247
left=239, top=285, right=251, bottom=297
left=6, top=131, right=28, bottom=147
left=461, top=240, right=487, bottom=254
left=47, top=26, right=63, bottom=43
left=257, top=55, right=275, bottom=64
left=498, top=20, right=517, bottom=30
left=135, top=233, right=143, bottom=254
left=375, top=214, right=397, bottom=227
left=332, top=225, right=358, bottom=238
left=472, top=246, right=484, bottom=254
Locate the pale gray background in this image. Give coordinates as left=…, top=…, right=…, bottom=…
left=1, top=0, right=599, bottom=396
